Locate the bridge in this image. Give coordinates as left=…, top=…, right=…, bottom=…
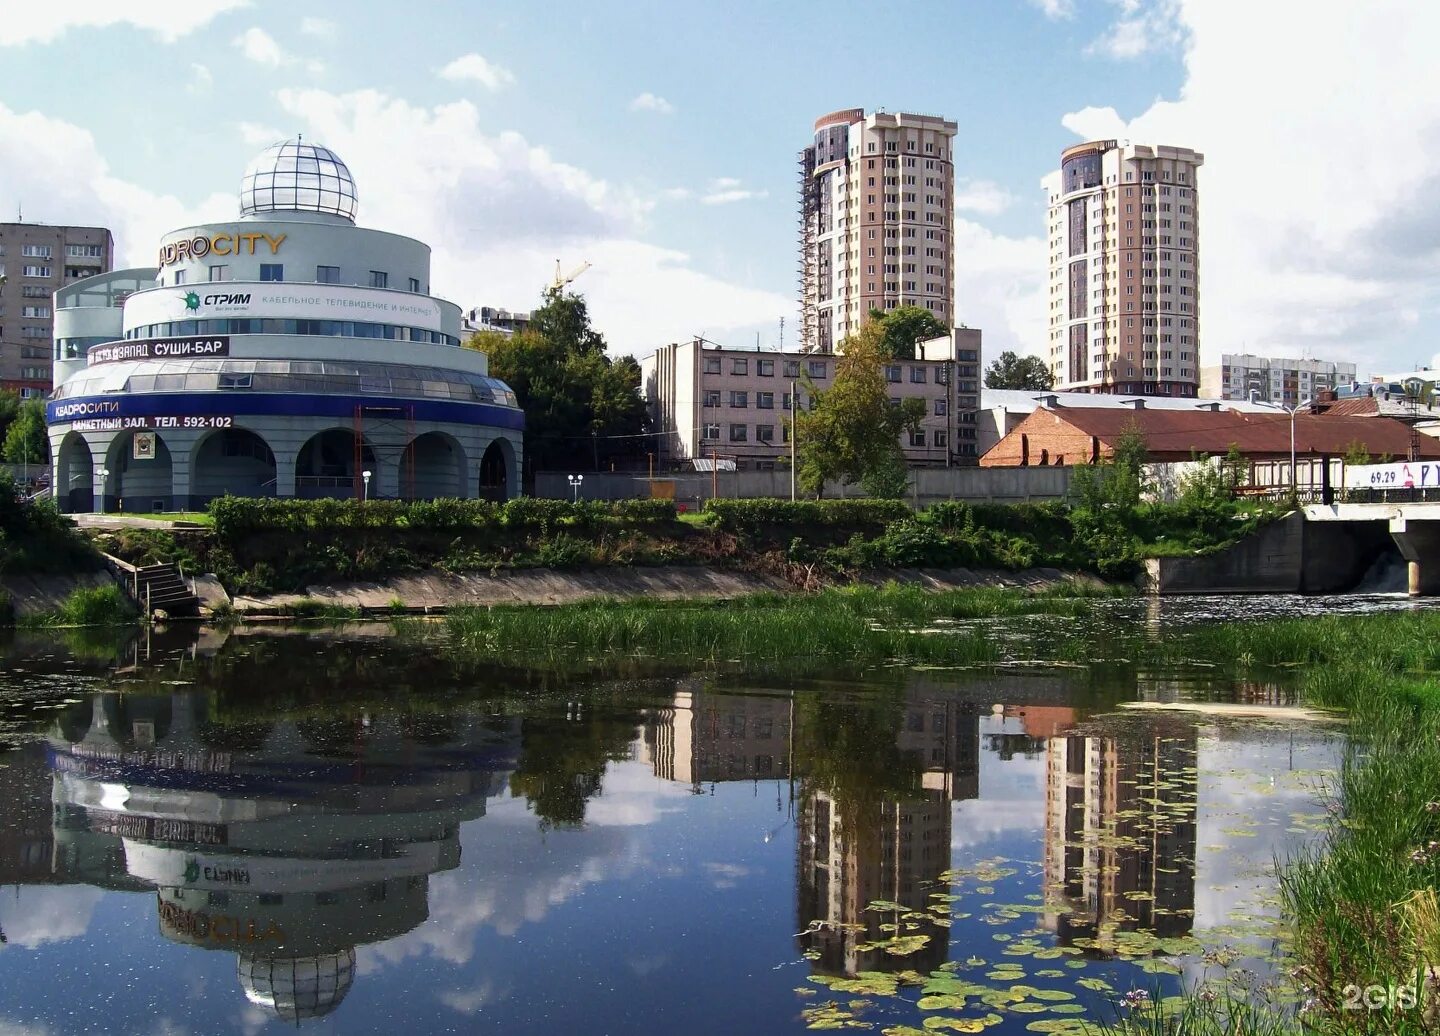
left=1304, top=501, right=1440, bottom=595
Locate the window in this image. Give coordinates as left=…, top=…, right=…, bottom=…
left=704, top=356, right=722, bottom=374
left=316, top=265, right=341, bottom=283
left=21, top=326, right=47, bottom=338
left=784, top=360, right=801, bottom=378
left=209, top=265, right=229, bottom=282
left=174, top=270, right=187, bottom=285
left=756, top=424, right=776, bottom=443
left=934, top=430, right=948, bottom=447
left=66, top=244, right=103, bottom=258
left=408, top=277, right=421, bottom=292
left=20, top=305, right=50, bottom=318
left=20, top=366, right=47, bottom=380
left=368, top=270, right=389, bottom=288
left=885, top=364, right=901, bottom=382
left=731, top=358, right=748, bottom=375
left=783, top=392, right=793, bottom=410
left=910, top=366, right=927, bottom=383
left=729, top=390, right=748, bottom=408
left=702, top=423, right=720, bottom=440
left=218, top=373, right=253, bottom=389
left=22, top=265, right=51, bottom=278
left=757, top=391, right=774, bottom=409
left=729, top=423, right=748, bottom=442
left=909, top=430, right=926, bottom=447
left=808, top=360, right=827, bottom=378
left=703, top=389, right=721, bottom=407
left=260, top=264, right=283, bottom=282
left=757, top=358, right=775, bottom=377
left=21, top=244, right=51, bottom=258
left=934, top=398, right=948, bottom=416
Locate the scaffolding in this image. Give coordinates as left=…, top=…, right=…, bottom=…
left=352, top=404, right=416, bottom=500
left=797, top=147, right=819, bottom=354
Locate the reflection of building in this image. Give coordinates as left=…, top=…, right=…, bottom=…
left=797, top=697, right=980, bottom=976
left=1043, top=723, right=1197, bottom=951
left=643, top=685, right=793, bottom=786
left=47, top=139, right=523, bottom=513
left=41, top=691, right=518, bottom=1022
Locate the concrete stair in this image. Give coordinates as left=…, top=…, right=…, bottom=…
left=134, top=562, right=200, bottom=618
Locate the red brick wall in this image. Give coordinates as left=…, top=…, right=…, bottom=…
left=980, top=409, right=1107, bottom=467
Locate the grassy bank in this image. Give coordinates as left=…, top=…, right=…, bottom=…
left=441, top=582, right=1125, bottom=671
left=16, top=584, right=138, bottom=629
left=86, top=494, right=1278, bottom=596
left=1106, top=611, right=1440, bottom=1035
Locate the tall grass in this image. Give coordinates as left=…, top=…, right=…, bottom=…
left=18, top=584, right=137, bottom=628
left=441, top=583, right=1119, bottom=670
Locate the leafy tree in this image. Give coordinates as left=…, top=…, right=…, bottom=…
left=0, top=390, right=20, bottom=444
left=984, top=351, right=1054, bottom=391
left=791, top=321, right=925, bottom=498
left=867, top=305, right=947, bottom=361
left=3, top=399, right=47, bottom=465
left=1068, top=423, right=1148, bottom=578
left=466, top=290, right=649, bottom=476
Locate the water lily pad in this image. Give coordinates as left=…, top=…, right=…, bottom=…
left=917, top=995, right=972, bottom=1011
left=1029, top=990, right=1076, bottom=1002
left=1008, top=1002, right=1048, bottom=1014
left=921, top=1019, right=988, bottom=1033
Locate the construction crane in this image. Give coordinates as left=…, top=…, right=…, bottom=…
left=552, top=259, right=591, bottom=292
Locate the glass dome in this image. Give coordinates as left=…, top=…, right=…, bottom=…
left=238, top=951, right=356, bottom=1022
left=240, top=139, right=358, bottom=222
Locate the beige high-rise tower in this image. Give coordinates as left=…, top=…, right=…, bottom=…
left=798, top=109, right=958, bottom=354
left=1043, top=141, right=1203, bottom=396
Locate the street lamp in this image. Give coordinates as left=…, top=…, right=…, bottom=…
left=362, top=469, right=372, bottom=502
left=567, top=473, right=584, bottom=503
left=99, top=468, right=109, bottom=514
left=1286, top=396, right=1312, bottom=498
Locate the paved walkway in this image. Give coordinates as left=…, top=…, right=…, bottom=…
left=71, top=514, right=207, bottom=531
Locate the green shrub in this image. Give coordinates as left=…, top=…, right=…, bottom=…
left=701, top=498, right=910, bottom=535
left=19, top=583, right=137, bottom=627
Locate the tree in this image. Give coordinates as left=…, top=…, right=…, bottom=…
left=0, top=390, right=20, bottom=445
left=984, top=351, right=1054, bottom=391
left=791, top=321, right=925, bottom=498
left=464, top=289, right=649, bottom=476
left=867, top=305, right=947, bottom=361
left=2, top=400, right=47, bottom=465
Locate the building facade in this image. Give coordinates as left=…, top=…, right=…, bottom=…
left=1199, top=353, right=1357, bottom=404
left=640, top=329, right=982, bottom=471
left=1044, top=140, right=1204, bottom=397
left=45, top=140, right=523, bottom=513
left=461, top=305, right=532, bottom=338
left=0, top=222, right=113, bottom=396
left=799, top=109, right=958, bottom=354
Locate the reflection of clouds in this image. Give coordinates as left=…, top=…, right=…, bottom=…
left=626, top=953, right=669, bottom=976
left=0, top=886, right=103, bottom=948
left=440, top=977, right=511, bottom=1015
left=1192, top=729, right=1339, bottom=934
left=702, top=862, right=751, bottom=890
left=0, top=1017, right=52, bottom=1036
left=953, top=722, right=1046, bottom=851
left=360, top=794, right=659, bottom=973
left=235, top=1004, right=274, bottom=1036
left=584, top=761, right=691, bottom=827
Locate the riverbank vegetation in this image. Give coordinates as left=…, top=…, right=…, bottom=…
left=87, top=484, right=1279, bottom=596
left=0, top=472, right=98, bottom=575
left=17, top=584, right=137, bottom=629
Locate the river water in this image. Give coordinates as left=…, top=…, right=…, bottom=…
left=0, top=595, right=1422, bottom=1034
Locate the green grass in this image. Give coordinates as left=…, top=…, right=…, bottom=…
left=104, top=511, right=213, bottom=525
left=442, top=582, right=1122, bottom=671
left=17, top=584, right=138, bottom=628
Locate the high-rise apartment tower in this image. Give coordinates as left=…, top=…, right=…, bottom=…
left=1043, top=141, right=1203, bottom=396
left=0, top=223, right=113, bottom=395
left=798, top=109, right=958, bottom=354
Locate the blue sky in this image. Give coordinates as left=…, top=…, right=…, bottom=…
left=1, top=1, right=1437, bottom=374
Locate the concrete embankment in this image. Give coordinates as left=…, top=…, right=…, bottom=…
left=0, top=572, right=114, bottom=618
left=230, top=565, right=1097, bottom=615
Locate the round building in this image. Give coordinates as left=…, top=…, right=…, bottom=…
left=47, top=140, right=523, bottom=513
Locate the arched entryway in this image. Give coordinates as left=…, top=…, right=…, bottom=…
left=405, top=432, right=466, bottom=500
left=296, top=429, right=378, bottom=500
left=478, top=438, right=514, bottom=501
left=103, top=431, right=174, bottom=513
left=56, top=432, right=94, bottom=513
left=191, top=428, right=278, bottom=505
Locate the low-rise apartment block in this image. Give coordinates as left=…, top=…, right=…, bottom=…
left=641, top=329, right=981, bottom=470
left=1199, top=353, right=1357, bottom=405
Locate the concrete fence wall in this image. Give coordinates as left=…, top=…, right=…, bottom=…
left=535, top=465, right=1074, bottom=508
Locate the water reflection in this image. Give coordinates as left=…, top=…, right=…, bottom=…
left=0, top=628, right=1342, bottom=1033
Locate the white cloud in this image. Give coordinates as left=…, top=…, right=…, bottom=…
left=954, top=216, right=1047, bottom=359
left=0, top=0, right=248, bottom=45
left=0, top=885, right=104, bottom=948
left=1030, top=0, right=1075, bottom=18
left=954, top=178, right=1015, bottom=216
left=299, top=16, right=337, bottom=39
left=0, top=100, right=234, bottom=266
left=238, top=121, right=283, bottom=145
left=1086, top=0, right=1184, bottom=60
left=186, top=63, right=213, bottom=95
left=271, top=87, right=792, bottom=352
left=1059, top=0, right=1440, bottom=370
left=700, top=178, right=768, bottom=206
left=232, top=26, right=287, bottom=66
left=437, top=53, right=516, bottom=91
left=629, top=92, right=675, bottom=115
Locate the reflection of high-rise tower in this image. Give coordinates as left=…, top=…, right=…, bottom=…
left=41, top=691, right=519, bottom=1023
left=796, top=698, right=981, bottom=976
left=643, top=686, right=793, bottom=787
left=1042, top=722, right=1198, bottom=951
